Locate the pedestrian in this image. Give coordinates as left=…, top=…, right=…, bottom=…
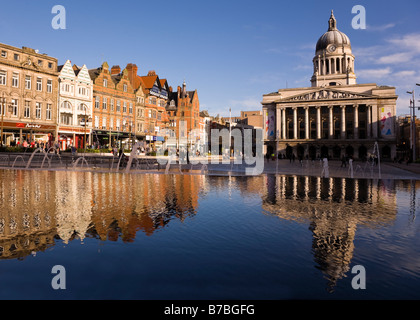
left=341, top=155, right=346, bottom=168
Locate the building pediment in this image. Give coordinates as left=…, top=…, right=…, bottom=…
left=278, top=88, right=376, bottom=103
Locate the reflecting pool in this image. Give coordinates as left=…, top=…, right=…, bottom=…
left=0, top=169, right=419, bottom=299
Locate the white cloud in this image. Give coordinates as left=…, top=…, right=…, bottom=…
left=393, top=70, right=416, bottom=78
left=376, top=52, right=413, bottom=64
left=388, top=33, right=420, bottom=54
left=357, top=67, right=392, bottom=79
left=366, top=23, right=396, bottom=32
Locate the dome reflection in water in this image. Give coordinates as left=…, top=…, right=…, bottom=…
left=0, top=170, right=418, bottom=299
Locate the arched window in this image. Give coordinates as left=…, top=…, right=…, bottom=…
left=61, top=101, right=72, bottom=110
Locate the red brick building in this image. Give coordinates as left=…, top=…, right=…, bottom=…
left=89, top=62, right=135, bottom=149
left=167, top=81, right=201, bottom=147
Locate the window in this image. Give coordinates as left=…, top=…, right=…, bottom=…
left=61, top=101, right=72, bottom=109
left=157, top=112, right=161, bottom=120
left=102, top=116, right=107, bottom=130
left=12, top=73, right=19, bottom=88
left=116, top=100, right=121, bottom=112
left=24, top=101, right=30, bottom=118
left=11, top=99, right=18, bottom=117
left=103, top=79, right=107, bottom=87
left=148, top=110, right=152, bottom=118
left=47, top=80, right=52, bottom=93
left=110, top=99, right=114, bottom=111
left=36, top=78, right=42, bottom=91
left=79, top=87, right=86, bottom=96
left=95, top=96, right=100, bottom=109
left=94, top=116, right=99, bottom=129
left=61, top=114, right=73, bottom=125
left=103, top=97, right=107, bottom=110
left=46, top=104, right=52, bottom=120
left=1, top=51, right=6, bottom=58
left=123, top=84, right=127, bottom=92
left=116, top=119, right=120, bottom=131
left=61, top=83, right=70, bottom=92
left=48, top=62, right=53, bottom=69
left=25, top=76, right=31, bottom=89
left=0, top=70, right=6, bottom=85
left=123, top=101, right=127, bottom=113
left=14, top=54, right=19, bottom=61
left=38, top=60, right=43, bottom=67
left=129, top=103, right=133, bottom=114
left=110, top=118, right=114, bottom=130
left=35, top=102, right=42, bottom=119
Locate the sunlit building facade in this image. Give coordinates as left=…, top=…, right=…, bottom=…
left=262, top=11, right=398, bottom=161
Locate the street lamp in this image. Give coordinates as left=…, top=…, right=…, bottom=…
left=80, top=104, right=91, bottom=154
left=408, top=89, right=417, bottom=162
left=1, top=92, right=13, bottom=147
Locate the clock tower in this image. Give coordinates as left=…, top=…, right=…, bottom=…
left=311, top=11, right=356, bottom=87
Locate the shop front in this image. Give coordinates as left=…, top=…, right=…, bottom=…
left=93, top=130, right=131, bottom=150
left=58, top=126, right=92, bottom=151
left=0, top=121, right=57, bottom=148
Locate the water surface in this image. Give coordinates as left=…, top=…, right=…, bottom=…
left=0, top=170, right=419, bottom=300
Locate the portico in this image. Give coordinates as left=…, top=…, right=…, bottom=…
left=262, top=11, right=397, bottom=161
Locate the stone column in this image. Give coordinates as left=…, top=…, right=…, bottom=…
left=318, top=55, right=321, bottom=75
left=341, top=105, right=346, bottom=139
left=293, top=107, right=298, bottom=139
left=316, top=106, right=321, bottom=139
left=305, top=106, right=309, bottom=140
left=367, top=105, right=372, bottom=138
left=371, top=105, right=378, bottom=138
left=353, top=104, right=359, bottom=139
left=329, top=106, right=333, bottom=139
left=282, top=108, right=286, bottom=139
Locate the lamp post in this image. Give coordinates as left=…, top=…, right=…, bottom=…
left=408, top=89, right=417, bottom=162
left=1, top=92, right=5, bottom=147
left=1, top=92, right=13, bottom=147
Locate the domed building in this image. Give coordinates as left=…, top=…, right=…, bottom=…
left=311, top=11, right=356, bottom=87
left=262, top=11, right=398, bottom=161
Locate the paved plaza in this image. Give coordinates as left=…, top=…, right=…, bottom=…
left=1, top=151, right=419, bottom=180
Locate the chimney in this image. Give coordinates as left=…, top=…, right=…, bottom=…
left=111, top=65, right=121, bottom=75
left=126, top=63, right=138, bottom=84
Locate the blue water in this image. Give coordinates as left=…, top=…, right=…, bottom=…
left=0, top=170, right=419, bottom=300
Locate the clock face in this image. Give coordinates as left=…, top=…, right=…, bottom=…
left=329, top=45, right=336, bottom=52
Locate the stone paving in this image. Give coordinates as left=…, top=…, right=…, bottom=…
left=1, top=152, right=420, bottom=180
left=258, top=159, right=420, bottom=180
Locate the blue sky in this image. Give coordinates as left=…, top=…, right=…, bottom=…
left=1, top=0, right=419, bottom=117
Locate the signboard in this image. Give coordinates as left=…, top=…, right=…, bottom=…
left=379, top=107, right=394, bottom=138
left=266, top=109, right=275, bottom=138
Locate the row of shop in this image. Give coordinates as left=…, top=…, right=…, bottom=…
left=0, top=121, right=169, bottom=152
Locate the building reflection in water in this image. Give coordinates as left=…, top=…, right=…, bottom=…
left=0, top=170, right=204, bottom=259
left=262, top=175, right=399, bottom=292
left=0, top=169, right=416, bottom=294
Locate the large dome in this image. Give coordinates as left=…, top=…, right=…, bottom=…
left=316, top=30, right=351, bottom=52
left=315, top=11, right=351, bottom=53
